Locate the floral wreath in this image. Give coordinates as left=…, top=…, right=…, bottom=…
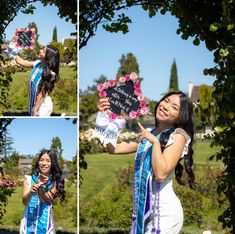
left=97, top=72, right=148, bottom=120
left=15, top=28, right=35, bottom=50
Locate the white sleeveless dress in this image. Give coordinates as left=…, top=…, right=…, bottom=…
left=144, top=128, right=191, bottom=234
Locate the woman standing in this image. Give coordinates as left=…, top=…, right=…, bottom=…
left=97, top=91, right=195, bottom=234
left=8, top=38, right=60, bottom=116
left=20, top=149, right=65, bottom=233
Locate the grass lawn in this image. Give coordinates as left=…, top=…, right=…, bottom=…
left=5, top=66, right=77, bottom=116
left=1, top=182, right=77, bottom=233
left=80, top=140, right=226, bottom=233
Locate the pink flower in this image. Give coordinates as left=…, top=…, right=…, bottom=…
left=109, top=113, right=118, bottom=120
left=125, top=74, right=131, bottom=81
left=108, top=80, right=116, bottom=87
left=97, top=83, right=105, bottom=92
left=129, top=111, right=138, bottom=119
left=134, top=83, right=141, bottom=90
left=140, top=107, right=148, bottom=115
left=137, top=94, right=145, bottom=101
left=99, top=90, right=107, bottom=98
left=119, top=76, right=126, bottom=83
left=140, top=101, right=147, bottom=108
left=134, top=89, right=142, bottom=96
left=130, top=72, right=138, bottom=82
left=103, top=82, right=109, bottom=89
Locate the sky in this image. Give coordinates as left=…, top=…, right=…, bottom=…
left=80, top=7, right=216, bottom=101
left=5, top=1, right=76, bottom=45
left=7, top=118, right=77, bottom=161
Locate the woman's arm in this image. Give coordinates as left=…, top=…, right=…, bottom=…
left=22, top=180, right=41, bottom=205
left=151, top=134, right=185, bottom=181
left=15, top=55, right=34, bottom=68
left=106, top=141, right=138, bottom=154
left=137, top=123, right=186, bottom=181
left=33, top=91, right=44, bottom=116
left=38, top=186, right=57, bottom=203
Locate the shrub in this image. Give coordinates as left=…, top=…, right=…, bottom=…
left=80, top=166, right=133, bottom=229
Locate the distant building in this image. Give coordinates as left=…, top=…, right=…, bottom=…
left=188, top=82, right=200, bottom=104
left=62, top=38, right=76, bottom=49
left=188, top=82, right=213, bottom=104
left=18, top=159, right=33, bottom=175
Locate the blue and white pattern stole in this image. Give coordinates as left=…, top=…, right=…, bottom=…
left=130, top=128, right=173, bottom=234
left=29, top=60, right=44, bottom=115
left=24, top=174, right=54, bottom=234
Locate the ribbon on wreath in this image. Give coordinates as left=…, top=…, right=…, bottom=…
left=93, top=111, right=126, bottom=147
left=6, top=41, right=22, bottom=59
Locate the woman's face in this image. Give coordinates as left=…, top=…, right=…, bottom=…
left=38, top=47, right=46, bottom=60
left=156, top=94, right=180, bottom=126
left=38, top=153, right=51, bottom=175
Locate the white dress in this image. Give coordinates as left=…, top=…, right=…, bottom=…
left=36, top=94, right=53, bottom=117
left=144, top=128, right=191, bottom=234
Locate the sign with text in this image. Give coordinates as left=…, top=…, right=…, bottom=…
left=15, top=28, right=35, bottom=50
left=106, top=80, right=139, bottom=115
left=98, top=73, right=148, bottom=120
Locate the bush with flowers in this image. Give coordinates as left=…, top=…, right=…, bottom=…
left=0, top=157, right=16, bottom=224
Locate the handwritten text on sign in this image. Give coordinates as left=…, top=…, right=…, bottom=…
left=105, top=80, right=140, bottom=115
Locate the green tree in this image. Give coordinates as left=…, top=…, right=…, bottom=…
left=0, top=118, right=14, bottom=223
left=79, top=75, right=108, bottom=125
left=0, top=130, right=14, bottom=158
left=148, top=99, right=157, bottom=115
left=52, top=25, right=58, bottom=42
left=50, top=136, right=64, bottom=170
left=63, top=38, right=77, bottom=63
left=168, top=59, right=179, bottom=92
left=116, top=53, right=140, bottom=79
left=50, top=40, right=64, bottom=61
left=198, top=85, right=213, bottom=110
left=80, top=1, right=235, bottom=231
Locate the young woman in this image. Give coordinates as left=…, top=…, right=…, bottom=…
left=9, top=39, right=60, bottom=116
left=97, top=91, right=195, bottom=234
left=20, top=149, right=65, bottom=234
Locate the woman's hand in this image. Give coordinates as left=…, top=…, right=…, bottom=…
left=12, top=36, right=18, bottom=43
left=97, top=98, right=110, bottom=112
left=39, top=173, right=49, bottom=184
left=137, top=122, right=159, bottom=144
left=30, top=183, right=41, bottom=194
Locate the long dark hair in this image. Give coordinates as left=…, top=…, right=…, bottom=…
left=154, top=91, right=196, bottom=188
left=38, top=45, right=60, bottom=96
left=33, top=149, right=66, bottom=202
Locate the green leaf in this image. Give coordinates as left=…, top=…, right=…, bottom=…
left=203, top=69, right=209, bottom=76
left=227, top=24, right=234, bottom=31
left=193, top=38, right=200, bottom=46
left=209, top=23, right=218, bottom=32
